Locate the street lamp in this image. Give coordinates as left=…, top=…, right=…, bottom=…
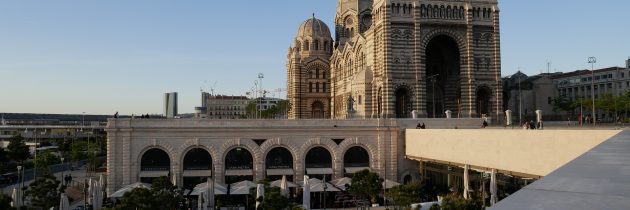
left=588, top=57, right=597, bottom=125
left=517, top=71, right=523, bottom=126
left=258, top=73, right=265, bottom=119
left=427, top=74, right=440, bottom=118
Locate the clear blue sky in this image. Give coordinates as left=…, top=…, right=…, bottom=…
left=1, top=0, right=628, bottom=115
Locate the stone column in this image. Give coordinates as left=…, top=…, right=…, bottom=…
left=333, top=156, right=343, bottom=179
left=171, top=163, right=182, bottom=187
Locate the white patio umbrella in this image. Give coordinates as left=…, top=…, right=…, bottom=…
left=463, top=165, right=470, bottom=199
left=11, top=187, right=21, bottom=208
left=309, top=181, right=340, bottom=192
left=383, top=179, right=401, bottom=189
left=255, top=184, right=264, bottom=209
left=329, top=177, right=352, bottom=191
left=490, top=169, right=498, bottom=205
left=59, top=193, right=70, bottom=210
left=280, top=175, right=289, bottom=197
left=228, top=185, right=252, bottom=195
left=109, top=182, right=152, bottom=198
left=302, top=175, right=310, bottom=210
left=191, top=182, right=227, bottom=195
left=270, top=179, right=297, bottom=188
left=231, top=180, right=256, bottom=189
left=207, top=178, right=215, bottom=209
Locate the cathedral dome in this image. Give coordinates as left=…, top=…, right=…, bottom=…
left=296, top=15, right=332, bottom=39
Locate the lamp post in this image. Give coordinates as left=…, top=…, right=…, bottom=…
left=517, top=72, right=523, bottom=126
left=258, top=73, right=265, bottom=119
left=427, top=74, right=440, bottom=118
left=588, top=57, right=597, bottom=125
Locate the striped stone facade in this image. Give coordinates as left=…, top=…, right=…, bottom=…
left=289, top=0, right=503, bottom=120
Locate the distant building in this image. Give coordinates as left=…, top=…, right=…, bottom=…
left=503, top=59, right=630, bottom=123
left=503, top=72, right=561, bottom=123
left=204, top=95, right=249, bottom=119
left=164, top=92, right=178, bottom=118
left=552, top=60, right=630, bottom=122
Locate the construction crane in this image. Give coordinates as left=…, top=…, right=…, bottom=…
left=200, top=80, right=218, bottom=95
left=269, top=88, right=287, bottom=99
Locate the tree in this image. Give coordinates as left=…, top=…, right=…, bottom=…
left=257, top=187, right=290, bottom=210
left=109, top=176, right=181, bottom=210
left=7, top=135, right=30, bottom=164
left=551, top=95, right=576, bottom=115
left=387, top=183, right=424, bottom=210
left=436, top=195, right=483, bottom=210
left=151, top=176, right=182, bottom=209
left=110, top=188, right=155, bottom=210
left=34, top=150, right=59, bottom=175
left=24, top=174, right=65, bottom=210
left=0, top=193, right=17, bottom=210
left=347, top=169, right=384, bottom=204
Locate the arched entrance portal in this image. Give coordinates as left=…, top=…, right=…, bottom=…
left=311, top=101, right=325, bottom=119
left=140, top=148, right=170, bottom=184
left=426, top=35, right=461, bottom=118
left=395, top=87, right=411, bottom=118
left=343, top=146, right=370, bottom=176
left=224, top=147, right=253, bottom=184
left=265, top=147, right=294, bottom=181
left=476, top=86, right=492, bottom=117
left=182, top=148, right=212, bottom=190
left=305, top=147, right=333, bottom=180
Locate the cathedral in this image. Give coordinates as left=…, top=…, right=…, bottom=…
left=287, top=0, right=503, bottom=120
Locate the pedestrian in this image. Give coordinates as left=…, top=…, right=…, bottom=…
left=523, top=121, right=529, bottom=129
left=416, top=123, right=422, bottom=129
left=481, top=120, right=488, bottom=128
left=420, top=123, right=426, bottom=129
left=529, top=120, right=536, bottom=130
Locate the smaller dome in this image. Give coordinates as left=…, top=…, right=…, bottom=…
left=296, top=14, right=332, bottom=39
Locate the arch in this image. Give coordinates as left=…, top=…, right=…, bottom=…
left=311, top=101, right=325, bottom=119
left=422, top=33, right=464, bottom=118
left=177, top=139, right=219, bottom=170
left=218, top=139, right=261, bottom=166
left=395, top=86, right=412, bottom=118
left=314, top=39, right=320, bottom=51
left=476, top=86, right=492, bottom=117
left=304, top=146, right=334, bottom=180
left=343, top=146, right=369, bottom=167
left=265, top=147, right=294, bottom=169
left=224, top=147, right=254, bottom=184
left=304, top=40, right=310, bottom=51
left=181, top=147, right=213, bottom=189
left=140, top=148, right=171, bottom=171
left=183, top=148, right=212, bottom=171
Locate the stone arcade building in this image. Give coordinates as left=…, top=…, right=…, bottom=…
left=105, top=119, right=433, bottom=195
left=287, top=0, right=503, bottom=120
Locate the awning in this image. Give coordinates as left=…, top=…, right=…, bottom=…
left=266, top=169, right=294, bottom=176
left=139, top=170, right=169, bottom=178
left=183, top=170, right=212, bottom=177
left=225, top=169, right=253, bottom=176
left=306, top=168, right=333, bottom=175
left=345, top=167, right=370, bottom=173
